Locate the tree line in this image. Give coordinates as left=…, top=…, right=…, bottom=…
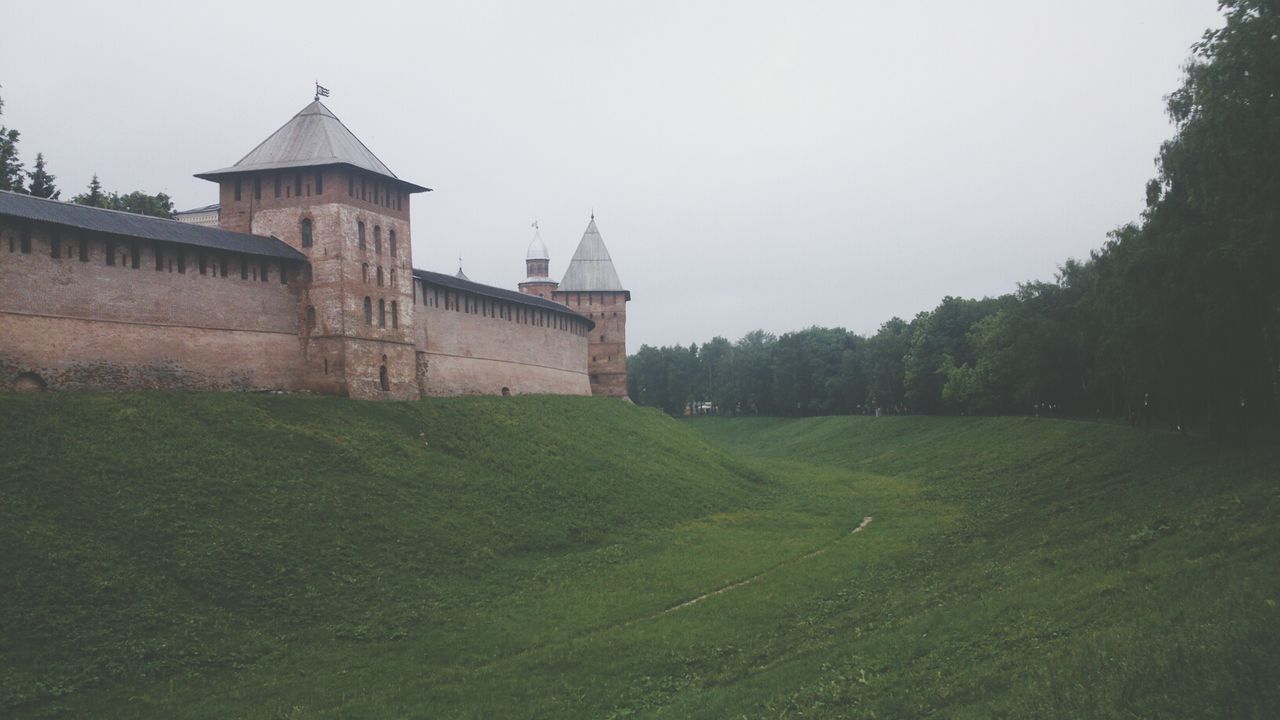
left=1, top=92, right=175, bottom=217
left=628, top=1, right=1279, bottom=433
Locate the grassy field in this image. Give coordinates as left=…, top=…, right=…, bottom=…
left=1, top=396, right=1276, bottom=718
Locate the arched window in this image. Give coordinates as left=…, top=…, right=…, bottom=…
left=363, top=296, right=372, bottom=325
left=389, top=229, right=397, bottom=257
left=305, top=305, right=316, bottom=331
left=358, top=222, right=366, bottom=249
left=378, top=299, right=386, bottom=328
left=362, top=263, right=369, bottom=283
left=377, top=266, right=384, bottom=286
left=390, top=268, right=396, bottom=288
left=391, top=301, right=399, bottom=328
left=379, top=365, right=390, bottom=392
left=300, top=218, right=313, bottom=248
left=374, top=226, right=382, bottom=255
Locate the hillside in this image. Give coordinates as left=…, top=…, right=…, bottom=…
left=2, top=397, right=1277, bottom=718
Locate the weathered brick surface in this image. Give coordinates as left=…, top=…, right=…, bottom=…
left=0, top=221, right=304, bottom=391
left=0, top=167, right=616, bottom=399
left=554, top=290, right=629, bottom=397
left=414, top=278, right=590, bottom=396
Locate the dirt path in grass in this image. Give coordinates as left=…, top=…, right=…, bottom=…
left=645, top=515, right=875, bottom=620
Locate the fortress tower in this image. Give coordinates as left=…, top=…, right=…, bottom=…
left=517, top=225, right=558, bottom=300
left=552, top=216, right=630, bottom=397
left=195, top=99, right=431, bottom=399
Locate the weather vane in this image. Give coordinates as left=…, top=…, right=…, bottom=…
left=314, top=82, right=330, bottom=102
left=531, top=220, right=539, bottom=231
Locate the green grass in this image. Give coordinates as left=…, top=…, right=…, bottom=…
left=1, top=397, right=1277, bottom=718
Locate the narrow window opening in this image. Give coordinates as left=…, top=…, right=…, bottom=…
left=315, top=171, right=323, bottom=195
left=79, top=236, right=88, bottom=262
left=377, top=266, right=384, bottom=286
left=279, top=262, right=288, bottom=284
left=306, top=305, right=316, bottom=331
left=374, top=226, right=381, bottom=254
left=323, top=357, right=329, bottom=374
left=348, top=172, right=354, bottom=196
left=379, top=365, right=390, bottom=392
left=301, top=218, right=313, bottom=248
left=131, top=241, right=140, bottom=269
left=362, top=263, right=369, bottom=283
left=234, top=179, right=241, bottom=201
left=389, top=230, right=397, bottom=257
left=274, top=174, right=282, bottom=198
left=253, top=176, right=261, bottom=200
left=364, top=297, right=372, bottom=325
left=358, top=221, right=366, bottom=248
left=105, top=240, right=116, bottom=266
left=154, top=244, right=163, bottom=271
left=378, top=299, right=386, bottom=327
left=294, top=172, right=302, bottom=196
left=241, top=258, right=248, bottom=280
left=391, top=301, right=399, bottom=328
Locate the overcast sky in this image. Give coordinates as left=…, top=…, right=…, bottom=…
left=4, top=1, right=1222, bottom=351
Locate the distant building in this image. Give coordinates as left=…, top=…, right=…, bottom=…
left=174, top=203, right=220, bottom=228
left=0, top=99, right=630, bottom=398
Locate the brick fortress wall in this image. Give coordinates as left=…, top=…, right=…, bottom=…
left=414, top=277, right=591, bottom=396
left=0, top=219, right=305, bottom=391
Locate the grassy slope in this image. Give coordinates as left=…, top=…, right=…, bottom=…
left=1, top=398, right=1277, bottom=718
left=687, top=416, right=1280, bottom=718
left=0, top=394, right=767, bottom=718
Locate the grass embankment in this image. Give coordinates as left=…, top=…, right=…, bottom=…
left=1, top=396, right=1277, bottom=717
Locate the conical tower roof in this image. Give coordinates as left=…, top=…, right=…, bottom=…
left=196, top=100, right=429, bottom=192
left=558, top=217, right=626, bottom=292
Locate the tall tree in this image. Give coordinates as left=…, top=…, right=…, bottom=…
left=25, top=153, right=58, bottom=199
left=0, top=94, right=24, bottom=193
left=74, top=174, right=106, bottom=207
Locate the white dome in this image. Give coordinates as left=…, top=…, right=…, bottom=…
left=526, top=229, right=550, bottom=260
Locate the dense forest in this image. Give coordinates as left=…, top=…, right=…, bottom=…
left=629, top=0, right=1279, bottom=432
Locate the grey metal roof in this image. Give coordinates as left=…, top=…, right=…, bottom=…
left=0, top=191, right=306, bottom=261
left=176, top=203, right=220, bottom=214
left=414, top=268, right=594, bottom=330
left=558, top=217, right=627, bottom=293
left=196, top=100, right=429, bottom=193
left=526, top=228, right=550, bottom=260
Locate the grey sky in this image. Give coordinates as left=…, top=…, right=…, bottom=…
left=4, top=1, right=1221, bottom=352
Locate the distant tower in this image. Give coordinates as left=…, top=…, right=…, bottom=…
left=196, top=98, right=431, bottom=399
left=553, top=216, right=630, bottom=397
left=518, top=224, right=558, bottom=300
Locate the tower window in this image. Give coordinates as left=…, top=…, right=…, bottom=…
left=378, top=299, right=386, bottom=328
left=389, top=229, right=396, bottom=257
left=253, top=176, right=261, bottom=200
left=234, top=179, right=241, bottom=201
left=377, top=266, right=384, bottom=286
left=301, top=218, right=313, bottom=248
left=105, top=240, right=116, bottom=266
left=315, top=171, right=323, bottom=195
left=274, top=174, right=282, bottom=198
left=358, top=222, right=366, bottom=248
left=390, top=268, right=396, bottom=287
left=374, top=226, right=381, bottom=254
left=294, top=172, right=302, bottom=197
left=362, top=263, right=369, bottom=283
left=363, top=297, right=372, bottom=325
left=391, top=301, right=399, bottom=329
left=379, top=365, right=389, bottom=391
left=306, top=305, right=316, bottom=331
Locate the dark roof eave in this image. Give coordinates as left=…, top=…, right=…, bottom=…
left=0, top=190, right=307, bottom=262
left=195, top=161, right=431, bottom=194
left=413, top=268, right=595, bottom=330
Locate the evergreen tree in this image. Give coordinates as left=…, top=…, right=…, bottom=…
left=0, top=95, right=24, bottom=193
left=73, top=174, right=106, bottom=207
left=25, top=153, right=58, bottom=199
